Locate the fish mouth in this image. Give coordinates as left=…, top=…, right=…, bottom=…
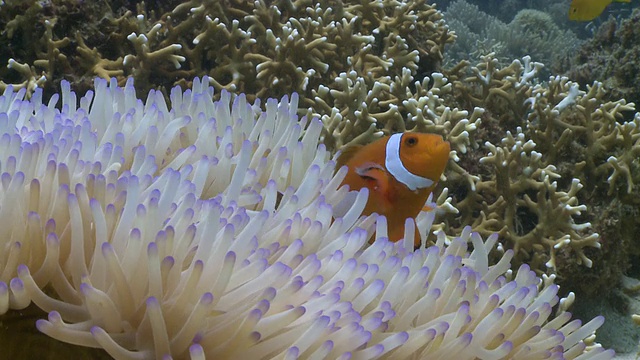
left=428, top=137, right=451, bottom=157
left=422, top=138, right=450, bottom=180
left=435, top=136, right=449, bottom=147
left=395, top=133, right=451, bottom=185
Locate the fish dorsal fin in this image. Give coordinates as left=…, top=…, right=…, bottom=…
left=335, top=144, right=363, bottom=171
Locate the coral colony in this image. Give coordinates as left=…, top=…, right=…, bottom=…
left=4, top=0, right=639, bottom=283
left=3, top=0, right=640, bottom=358
left=0, top=77, right=614, bottom=359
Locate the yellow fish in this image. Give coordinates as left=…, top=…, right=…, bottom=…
left=569, top=0, right=631, bottom=21
left=336, top=133, right=450, bottom=245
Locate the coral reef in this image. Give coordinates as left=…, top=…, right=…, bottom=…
left=0, top=0, right=456, bottom=150
left=0, top=0, right=630, bottom=299
left=2, top=0, right=640, bottom=355
left=443, top=0, right=580, bottom=70
left=546, top=7, right=640, bottom=302
left=441, top=0, right=579, bottom=31
left=422, top=51, right=639, bottom=294
left=471, top=127, right=598, bottom=270
left=0, top=77, right=614, bottom=359
left=562, top=7, right=640, bottom=110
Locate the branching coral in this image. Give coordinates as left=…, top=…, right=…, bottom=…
left=0, top=0, right=110, bottom=96
left=603, top=115, right=640, bottom=196
left=433, top=54, right=629, bottom=277
left=75, top=34, right=124, bottom=81
left=124, top=19, right=186, bottom=84
left=0, top=78, right=614, bottom=359
left=1, top=0, right=637, bottom=352
left=0, top=59, right=46, bottom=96
left=0, top=0, right=456, bottom=150
left=526, top=77, right=637, bottom=196
left=432, top=50, right=640, bottom=301
left=472, top=128, right=599, bottom=270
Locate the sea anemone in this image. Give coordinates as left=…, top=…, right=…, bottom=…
left=0, top=77, right=613, bottom=359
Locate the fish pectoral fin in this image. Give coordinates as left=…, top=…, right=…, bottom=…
left=355, top=161, right=386, bottom=175
left=355, top=162, right=390, bottom=194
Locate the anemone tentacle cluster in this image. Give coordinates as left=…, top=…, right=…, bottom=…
left=0, top=78, right=613, bottom=359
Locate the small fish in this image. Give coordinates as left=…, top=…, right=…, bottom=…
left=569, top=0, right=630, bottom=21
left=336, top=132, right=450, bottom=245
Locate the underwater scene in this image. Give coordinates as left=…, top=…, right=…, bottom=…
left=0, top=0, right=639, bottom=358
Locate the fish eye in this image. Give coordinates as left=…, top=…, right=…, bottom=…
left=404, top=136, right=418, bottom=147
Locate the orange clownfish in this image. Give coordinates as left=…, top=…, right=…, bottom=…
left=336, top=132, right=450, bottom=245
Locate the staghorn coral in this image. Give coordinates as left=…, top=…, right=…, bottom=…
left=520, top=73, right=640, bottom=297
left=432, top=55, right=605, bottom=277
left=0, top=0, right=455, bottom=145
left=0, top=77, right=615, bottom=359
left=0, top=0, right=114, bottom=95
left=431, top=50, right=640, bottom=304
left=603, top=115, right=640, bottom=197
left=525, top=76, right=637, bottom=196
left=451, top=54, right=543, bottom=131
left=123, top=20, right=187, bottom=85
left=0, top=59, right=47, bottom=97
left=0, top=0, right=637, bottom=352
left=472, top=127, right=599, bottom=270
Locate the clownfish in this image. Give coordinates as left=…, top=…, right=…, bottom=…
left=336, top=132, right=450, bottom=245
left=569, top=0, right=630, bottom=21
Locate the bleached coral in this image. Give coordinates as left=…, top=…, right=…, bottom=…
left=0, top=78, right=614, bottom=359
